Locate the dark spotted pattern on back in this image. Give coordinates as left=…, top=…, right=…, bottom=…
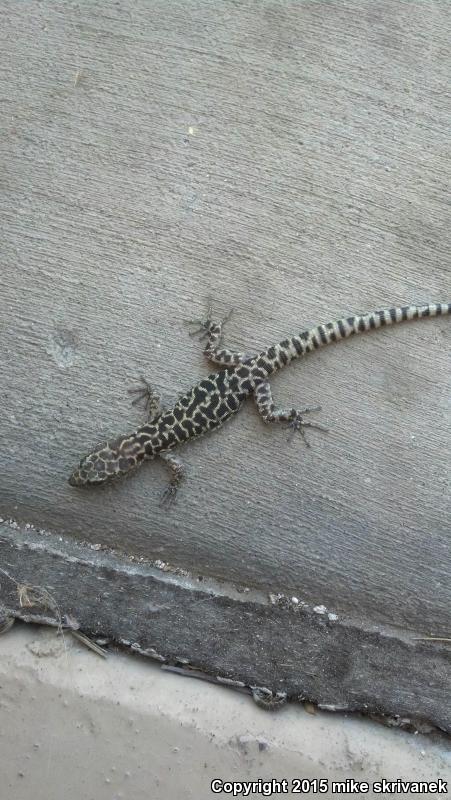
left=68, top=302, right=451, bottom=488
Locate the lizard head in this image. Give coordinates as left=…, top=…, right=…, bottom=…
left=68, top=434, right=146, bottom=487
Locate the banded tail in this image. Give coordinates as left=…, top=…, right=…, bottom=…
left=267, top=303, right=451, bottom=368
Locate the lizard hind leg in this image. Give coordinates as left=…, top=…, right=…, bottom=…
left=185, top=300, right=252, bottom=366
left=254, top=380, right=328, bottom=447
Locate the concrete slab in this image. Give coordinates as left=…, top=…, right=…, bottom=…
left=1, top=0, right=450, bottom=734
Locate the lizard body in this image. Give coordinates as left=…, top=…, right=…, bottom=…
left=68, top=302, right=451, bottom=503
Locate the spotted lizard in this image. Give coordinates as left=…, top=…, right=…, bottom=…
left=69, top=301, right=450, bottom=504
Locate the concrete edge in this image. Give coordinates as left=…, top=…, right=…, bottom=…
left=0, top=522, right=450, bottom=734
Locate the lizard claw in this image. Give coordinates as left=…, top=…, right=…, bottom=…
left=285, top=407, right=328, bottom=446
left=185, top=302, right=233, bottom=340
left=159, top=484, right=178, bottom=509
left=128, top=376, right=154, bottom=407
left=221, top=307, right=233, bottom=326
left=128, top=376, right=162, bottom=419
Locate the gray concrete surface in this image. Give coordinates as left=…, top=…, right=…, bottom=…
left=1, top=0, right=450, bottom=717
left=0, top=626, right=450, bottom=800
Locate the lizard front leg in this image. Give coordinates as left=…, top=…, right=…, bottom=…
left=128, top=381, right=184, bottom=505
left=127, top=377, right=163, bottom=420
left=159, top=451, right=185, bottom=508
left=253, top=380, right=328, bottom=447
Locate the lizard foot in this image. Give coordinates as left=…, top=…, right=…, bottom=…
left=185, top=300, right=233, bottom=341
left=127, top=377, right=162, bottom=418
left=285, top=406, right=329, bottom=447
left=159, top=483, right=178, bottom=509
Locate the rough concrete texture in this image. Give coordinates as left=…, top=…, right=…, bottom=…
left=0, top=626, right=450, bottom=800
left=2, top=521, right=451, bottom=733
left=1, top=0, right=450, bottom=716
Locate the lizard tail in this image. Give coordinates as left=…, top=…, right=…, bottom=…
left=266, top=302, right=451, bottom=367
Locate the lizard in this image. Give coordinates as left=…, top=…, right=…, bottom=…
left=68, top=301, right=451, bottom=505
